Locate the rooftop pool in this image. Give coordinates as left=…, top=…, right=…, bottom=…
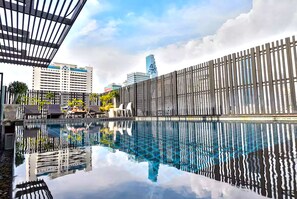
left=13, top=121, right=296, bottom=199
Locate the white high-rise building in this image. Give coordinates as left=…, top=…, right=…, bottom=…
left=32, top=62, right=93, bottom=93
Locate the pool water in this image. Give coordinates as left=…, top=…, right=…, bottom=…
left=13, top=121, right=297, bottom=199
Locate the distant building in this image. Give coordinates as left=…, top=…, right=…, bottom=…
left=146, top=55, right=158, bottom=78
left=125, top=72, right=150, bottom=86
left=26, top=147, right=92, bottom=181
left=32, top=62, right=93, bottom=93
left=104, top=83, right=122, bottom=92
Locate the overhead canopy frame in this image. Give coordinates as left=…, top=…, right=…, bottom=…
left=0, top=0, right=87, bottom=67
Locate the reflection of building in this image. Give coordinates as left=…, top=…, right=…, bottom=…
left=148, top=161, right=160, bottom=182
left=104, top=83, right=122, bottom=92
left=32, top=62, right=93, bottom=93
left=17, top=124, right=101, bottom=154
left=146, top=55, right=158, bottom=78
left=26, top=147, right=92, bottom=181
left=124, top=72, right=150, bottom=86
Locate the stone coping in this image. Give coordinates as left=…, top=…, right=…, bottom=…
left=3, top=115, right=297, bottom=126
left=23, top=117, right=135, bottom=125
left=135, top=115, right=297, bottom=123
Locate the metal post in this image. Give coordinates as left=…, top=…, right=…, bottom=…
left=209, top=60, right=216, bottom=115
left=0, top=72, right=3, bottom=121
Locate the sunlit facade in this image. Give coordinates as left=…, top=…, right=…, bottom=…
left=32, top=62, right=93, bottom=93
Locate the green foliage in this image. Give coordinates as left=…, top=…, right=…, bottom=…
left=45, top=92, right=54, bottom=100
left=8, top=81, right=28, bottom=104
left=20, top=96, right=30, bottom=105
left=89, top=93, right=99, bottom=104
left=99, top=129, right=114, bottom=147
left=100, top=103, right=114, bottom=112
left=8, top=81, right=28, bottom=94
left=109, top=90, right=119, bottom=98
left=15, top=142, right=25, bottom=167
left=67, top=98, right=84, bottom=108
left=99, top=90, right=119, bottom=112
left=23, top=96, right=49, bottom=109
left=37, top=99, right=50, bottom=110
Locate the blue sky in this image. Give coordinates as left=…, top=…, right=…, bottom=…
left=1, top=0, right=297, bottom=92
left=69, top=0, right=252, bottom=51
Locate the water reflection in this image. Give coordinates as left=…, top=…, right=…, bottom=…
left=14, top=121, right=297, bottom=199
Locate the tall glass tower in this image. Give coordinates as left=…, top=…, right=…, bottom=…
left=146, top=55, right=158, bottom=78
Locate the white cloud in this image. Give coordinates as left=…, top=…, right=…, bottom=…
left=0, top=64, right=32, bottom=88
left=149, top=0, right=297, bottom=76
left=55, top=45, right=143, bottom=91
left=78, top=20, right=98, bottom=36
left=57, top=0, right=297, bottom=93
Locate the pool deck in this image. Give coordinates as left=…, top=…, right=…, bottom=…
left=4, top=114, right=297, bottom=127
left=135, top=115, right=297, bottom=123
left=8, top=116, right=135, bottom=126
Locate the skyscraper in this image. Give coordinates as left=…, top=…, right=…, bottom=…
left=146, top=55, right=158, bottom=78
left=124, top=72, right=150, bottom=86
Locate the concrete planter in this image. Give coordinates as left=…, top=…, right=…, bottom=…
left=3, top=104, right=20, bottom=120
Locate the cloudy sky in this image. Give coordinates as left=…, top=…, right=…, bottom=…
left=1, top=0, right=297, bottom=92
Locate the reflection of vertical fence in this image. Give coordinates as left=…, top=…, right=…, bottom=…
left=15, top=179, right=53, bottom=199
left=119, top=36, right=297, bottom=116
left=114, top=121, right=297, bottom=198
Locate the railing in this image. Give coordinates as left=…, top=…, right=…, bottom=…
left=4, top=90, right=100, bottom=107
left=119, top=36, right=297, bottom=116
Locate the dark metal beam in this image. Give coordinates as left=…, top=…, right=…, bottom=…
left=0, top=0, right=73, bottom=25
left=0, top=33, right=59, bottom=48
left=0, top=25, right=29, bottom=37
left=0, top=52, right=50, bottom=62
left=0, top=59, right=48, bottom=67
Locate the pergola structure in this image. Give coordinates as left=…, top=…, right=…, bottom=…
left=0, top=0, right=87, bottom=68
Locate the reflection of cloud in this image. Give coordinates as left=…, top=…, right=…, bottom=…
left=14, top=146, right=267, bottom=199
left=189, top=174, right=266, bottom=199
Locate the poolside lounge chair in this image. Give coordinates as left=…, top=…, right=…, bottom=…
left=108, top=104, right=124, bottom=117
left=123, top=102, right=133, bottom=117
left=116, top=104, right=124, bottom=117
left=86, top=105, right=106, bottom=118
left=24, top=105, right=42, bottom=119
left=47, top=104, right=64, bottom=119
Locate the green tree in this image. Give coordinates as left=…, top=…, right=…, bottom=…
left=99, top=90, right=119, bottom=112
left=89, top=93, right=99, bottom=105
left=67, top=98, right=84, bottom=108
left=8, top=81, right=28, bottom=104
left=45, top=92, right=54, bottom=104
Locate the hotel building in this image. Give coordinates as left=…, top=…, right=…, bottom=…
left=32, top=62, right=93, bottom=93
left=26, top=147, right=92, bottom=181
